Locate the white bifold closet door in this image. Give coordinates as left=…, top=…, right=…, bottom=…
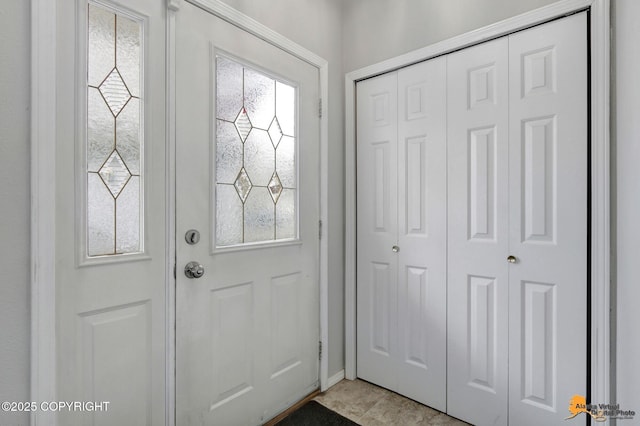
left=446, top=35, right=511, bottom=425
left=357, top=12, right=587, bottom=425
left=508, top=13, right=587, bottom=425
left=447, top=12, right=587, bottom=426
left=356, top=57, right=448, bottom=410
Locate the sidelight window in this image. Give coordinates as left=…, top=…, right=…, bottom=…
left=86, top=2, right=143, bottom=257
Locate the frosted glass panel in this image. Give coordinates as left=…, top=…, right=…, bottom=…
left=88, top=5, right=114, bottom=87
left=216, top=184, right=243, bottom=246
left=215, top=55, right=297, bottom=247
left=244, top=129, right=275, bottom=186
left=276, top=189, right=296, bottom=239
left=116, top=15, right=140, bottom=97
left=276, top=136, right=295, bottom=188
left=244, top=67, right=275, bottom=129
left=244, top=188, right=275, bottom=243
left=216, top=56, right=244, bottom=122
left=216, top=120, right=243, bottom=184
left=116, top=176, right=141, bottom=253
left=276, top=81, right=295, bottom=136
left=87, top=87, right=115, bottom=172
left=116, top=97, right=140, bottom=174
left=87, top=2, right=143, bottom=257
left=88, top=173, right=115, bottom=256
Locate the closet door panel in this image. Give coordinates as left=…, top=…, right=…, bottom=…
left=508, top=12, right=587, bottom=425
left=397, top=57, right=447, bottom=410
left=447, top=37, right=510, bottom=426
left=356, top=73, right=400, bottom=390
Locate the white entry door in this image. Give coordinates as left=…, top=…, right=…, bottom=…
left=356, top=57, right=448, bottom=411
left=175, top=3, right=321, bottom=425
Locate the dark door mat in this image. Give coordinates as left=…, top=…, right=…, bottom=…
left=275, top=400, right=359, bottom=426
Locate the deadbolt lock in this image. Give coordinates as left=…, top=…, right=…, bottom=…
left=185, top=229, right=200, bottom=245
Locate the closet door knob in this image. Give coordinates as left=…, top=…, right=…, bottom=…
left=392, top=246, right=400, bottom=253
left=507, top=255, right=517, bottom=264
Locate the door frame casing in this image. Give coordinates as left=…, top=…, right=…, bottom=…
left=31, top=1, right=57, bottom=425
left=344, top=0, right=611, bottom=418
left=30, top=0, right=331, bottom=425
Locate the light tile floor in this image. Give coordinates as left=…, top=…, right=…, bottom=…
left=314, top=379, right=470, bottom=426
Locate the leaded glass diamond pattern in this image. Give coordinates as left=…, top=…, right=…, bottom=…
left=87, top=4, right=142, bottom=257
left=235, top=108, right=252, bottom=142
left=268, top=117, right=283, bottom=147
left=215, top=55, right=297, bottom=246
left=99, top=150, right=131, bottom=197
left=234, top=168, right=252, bottom=202
left=99, top=68, right=132, bottom=116
left=268, top=172, right=283, bottom=203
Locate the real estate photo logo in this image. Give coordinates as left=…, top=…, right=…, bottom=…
left=565, top=395, right=636, bottom=422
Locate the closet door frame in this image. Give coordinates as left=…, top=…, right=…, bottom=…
left=345, top=0, right=611, bottom=414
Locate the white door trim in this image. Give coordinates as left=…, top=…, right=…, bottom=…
left=30, top=0, right=57, bottom=424
left=166, top=3, right=180, bottom=426
left=31, top=0, right=330, bottom=425
left=344, top=0, right=611, bottom=417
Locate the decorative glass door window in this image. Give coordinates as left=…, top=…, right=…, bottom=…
left=215, top=56, right=297, bottom=247
left=86, top=3, right=143, bottom=257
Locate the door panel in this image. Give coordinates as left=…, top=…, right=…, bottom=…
left=357, top=72, right=399, bottom=388
left=175, top=3, right=320, bottom=425
left=447, top=37, right=510, bottom=426
left=357, top=58, right=447, bottom=410
left=208, top=283, right=253, bottom=409
left=79, top=302, right=151, bottom=425
left=521, top=117, right=556, bottom=243
left=396, top=58, right=447, bottom=410
left=508, top=13, right=587, bottom=424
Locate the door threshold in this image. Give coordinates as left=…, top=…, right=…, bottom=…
left=262, top=388, right=321, bottom=426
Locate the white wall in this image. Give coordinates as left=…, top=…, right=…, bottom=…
left=0, top=1, right=31, bottom=426
left=613, top=0, right=640, bottom=415
left=342, top=0, right=560, bottom=72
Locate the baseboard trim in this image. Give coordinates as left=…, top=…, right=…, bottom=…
left=327, top=369, right=345, bottom=389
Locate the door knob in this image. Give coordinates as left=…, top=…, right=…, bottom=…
left=184, top=261, right=205, bottom=278
left=507, top=255, right=517, bottom=264
left=392, top=245, right=400, bottom=253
